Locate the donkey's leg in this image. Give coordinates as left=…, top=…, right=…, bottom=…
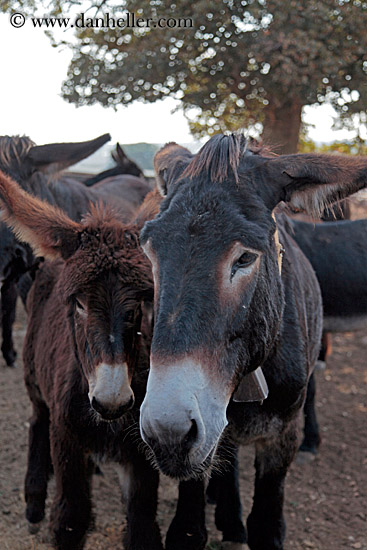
left=247, top=421, right=298, bottom=550
left=165, top=479, right=207, bottom=550
left=17, top=272, right=33, bottom=307
left=25, top=402, right=51, bottom=532
left=122, top=453, right=163, bottom=550
left=1, top=281, right=18, bottom=366
left=208, top=442, right=247, bottom=546
left=206, top=473, right=218, bottom=504
left=49, top=425, right=92, bottom=550
left=300, top=372, right=321, bottom=454
left=315, top=332, right=331, bottom=371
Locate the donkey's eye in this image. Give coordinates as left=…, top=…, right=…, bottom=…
left=124, top=310, right=135, bottom=323
left=75, top=298, right=87, bottom=315
left=236, top=252, right=257, bottom=268
left=231, top=251, right=258, bottom=278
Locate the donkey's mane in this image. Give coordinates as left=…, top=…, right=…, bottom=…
left=182, top=133, right=271, bottom=184
left=0, top=136, right=35, bottom=176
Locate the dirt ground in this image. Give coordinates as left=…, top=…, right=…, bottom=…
left=0, top=302, right=366, bottom=550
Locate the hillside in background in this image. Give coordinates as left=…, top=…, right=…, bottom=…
left=68, top=141, right=201, bottom=176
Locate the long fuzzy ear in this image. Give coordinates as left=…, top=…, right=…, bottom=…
left=154, top=143, right=192, bottom=196
left=113, top=143, right=131, bottom=166
left=26, top=133, right=111, bottom=175
left=258, top=153, right=367, bottom=217
left=0, top=170, right=81, bottom=260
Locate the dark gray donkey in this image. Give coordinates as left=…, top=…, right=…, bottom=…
left=290, top=217, right=367, bottom=455
left=138, top=134, right=367, bottom=550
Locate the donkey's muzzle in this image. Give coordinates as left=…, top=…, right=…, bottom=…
left=91, top=395, right=134, bottom=421
left=141, top=417, right=204, bottom=478
left=88, top=362, right=134, bottom=420
left=142, top=417, right=198, bottom=454
left=140, top=358, right=229, bottom=478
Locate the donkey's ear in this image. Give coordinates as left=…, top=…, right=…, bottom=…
left=134, top=188, right=162, bottom=229
left=26, top=134, right=111, bottom=175
left=154, top=143, right=192, bottom=196
left=113, top=143, right=129, bottom=165
left=258, top=153, right=367, bottom=217
left=0, top=170, right=81, bottom=260
left=113, top=143, right=143, bottom=175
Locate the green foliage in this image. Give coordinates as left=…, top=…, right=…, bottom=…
left=2, top=0, right=36, bottom=11
left=3, top=1, right=367, bottom=140
left=299, top=135, right=367, bottom=155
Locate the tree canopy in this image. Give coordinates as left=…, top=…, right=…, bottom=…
left=4, top=0, right=367, bottom=152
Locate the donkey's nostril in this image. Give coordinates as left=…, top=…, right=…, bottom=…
left=91, top=396, right=104, bottom=415
left=91, top=395, right=135, bottom=421
left=124, top=395, right=135, bottom=412
left=183, top=419, right=198, bottom=450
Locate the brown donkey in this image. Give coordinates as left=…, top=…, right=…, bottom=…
left=0, top=171, right=206, bottom=550
left=0, top=133, right=151, bottom=367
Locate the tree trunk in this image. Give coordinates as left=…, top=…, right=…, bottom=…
left=262, top=100, right=303, bottom=154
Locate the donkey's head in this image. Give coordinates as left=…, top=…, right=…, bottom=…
left=0, top=134, right=111, bottom=284
left=140, top=133, right=367, bottom=479
left=112, top=143, right=144, bottom=178
left=0, top=170, right=153, bottom=421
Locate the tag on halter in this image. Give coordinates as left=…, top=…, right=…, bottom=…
left=232, top=367, right=269, bottom=403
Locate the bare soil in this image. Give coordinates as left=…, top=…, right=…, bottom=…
left=0, top=304, right=366, bottom=550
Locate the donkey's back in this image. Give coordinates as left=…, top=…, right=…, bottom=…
left=291, top=218, right=367, bottom=330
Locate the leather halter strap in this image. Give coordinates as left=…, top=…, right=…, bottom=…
left=272, top=212, right=284, bottom=275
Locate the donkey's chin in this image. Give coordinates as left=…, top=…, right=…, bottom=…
left=96, top=408, right=125, bottom=422
left=146, top=443, right=217, bottom=480
left=89, top=395, right=135, bottom=423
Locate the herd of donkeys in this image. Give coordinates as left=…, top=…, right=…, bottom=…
left=0, top=132, right=366, bottom=550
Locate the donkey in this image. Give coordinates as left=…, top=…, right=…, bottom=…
left=289, top=217, right=367, bottom=454
left=84, top=143, right=145, bottom=186
left=0, top=170, right=209, bottom=550
left=138, top=134, right=367, bottom=550
left=0, top=133, right=111, bottom=367
left=291, top=217, right=367, bottom=334
left=0, top=134, right=151, bottom=366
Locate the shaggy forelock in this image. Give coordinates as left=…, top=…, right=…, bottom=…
left=181, top=133, right=274, bottom=185
left=60, top=204, right=153, bottom=297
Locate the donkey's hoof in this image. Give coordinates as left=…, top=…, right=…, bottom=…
left=3, top=348, right=17, bottom=367
left=296, top=450, right=316, bottom=465
left=221, top=543, right=248, bottom=550
left=28, top=520, right=42, bottom=534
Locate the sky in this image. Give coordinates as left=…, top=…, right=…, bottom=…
left=0, top=11, right=362, bottom=148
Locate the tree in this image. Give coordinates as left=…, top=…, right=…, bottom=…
left=5, top=1, right=367, bottom=152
